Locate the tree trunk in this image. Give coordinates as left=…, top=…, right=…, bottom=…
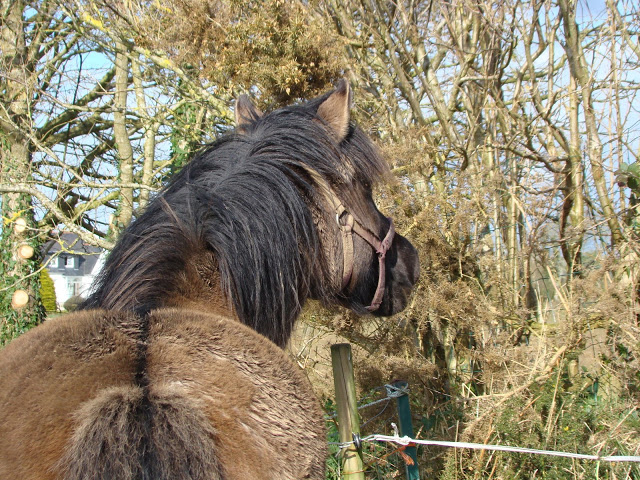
left=112, top=41, right=134, bottom=232
left=0, top=0, right=45, bottom=343
left=560, top=75, right=584, bottom=276
left=558, top=0, right=621, bottom=246
left=132, top=57, right=157, bottom=210
left=506, top=153, right=519, bottom=307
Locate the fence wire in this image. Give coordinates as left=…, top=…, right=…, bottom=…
left=328, top=383, right=640, bottom=466
left=335, top=432, right=640, bottom=464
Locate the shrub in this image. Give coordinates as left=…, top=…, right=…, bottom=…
left=63, top=295, right=84, bottom=312
left=39, top=268, right=57, bottom=313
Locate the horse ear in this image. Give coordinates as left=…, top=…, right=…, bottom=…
left=235, top=94, right=263, bottom=131
left=317, top=79, right=352, bottom=142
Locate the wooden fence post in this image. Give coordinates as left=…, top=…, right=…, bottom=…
left=331, top=343, right=365, bottom=480
left=391, top=381, right=420, bottom=479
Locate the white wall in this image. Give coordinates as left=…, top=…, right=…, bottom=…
left=49, top=252, right=105, bottom=310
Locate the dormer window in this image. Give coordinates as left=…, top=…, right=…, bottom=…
left=64, top=256, right=75, bottom=269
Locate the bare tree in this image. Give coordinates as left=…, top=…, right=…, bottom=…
left=0, top=0, right=231, bottom=340
left=318, top=0, right=640, bottom=403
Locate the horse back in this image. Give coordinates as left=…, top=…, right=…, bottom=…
left=145, top=309, right=327, bottom=479
left=0, top=309, right=326, bottom=480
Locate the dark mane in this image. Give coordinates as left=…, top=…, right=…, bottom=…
left=81, top=99, right=388, bottom=346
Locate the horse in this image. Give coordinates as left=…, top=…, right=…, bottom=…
left=0, top=79, right=420, bottom=480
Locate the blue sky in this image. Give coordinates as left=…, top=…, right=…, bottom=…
left=580, top=0, right=608, bottom=19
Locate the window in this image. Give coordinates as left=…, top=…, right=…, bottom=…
left=64, top=256, right=75, bottom=269
left=67, top=278, right=82, bottom=297
left=49, top=256, right=58, bottom=268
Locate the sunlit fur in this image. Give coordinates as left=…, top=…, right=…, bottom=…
left=0, top=309, right=326, bottom=480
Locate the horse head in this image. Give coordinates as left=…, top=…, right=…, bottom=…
left=235, top=79, right=420, bottom=320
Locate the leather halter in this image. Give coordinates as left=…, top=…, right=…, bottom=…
left=301, top=166, right=395, bottom=311
left=335, top=203, right=395, bottom=312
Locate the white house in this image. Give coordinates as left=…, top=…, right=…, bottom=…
left=42, top=232, right=105, bottom=310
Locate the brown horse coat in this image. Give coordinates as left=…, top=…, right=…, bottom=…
left=0, top=309, right=326, bottom=479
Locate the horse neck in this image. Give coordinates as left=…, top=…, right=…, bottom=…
left=164, top=251, right=237, bottom=320
left=84, top=155, right=327, bottom=346
left=83, top=208, right=237, bottom=321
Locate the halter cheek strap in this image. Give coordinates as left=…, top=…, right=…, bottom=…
left=362, top=217, right=395, bottom=312
left=336, top=204, right=395, bottom=312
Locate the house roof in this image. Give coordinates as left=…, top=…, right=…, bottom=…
left=44, top=232, right=103, bottom=255
left=43, top=232, right=104, bottom=276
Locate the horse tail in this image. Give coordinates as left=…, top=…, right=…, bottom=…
left=61, top=385, right=222, bottom=480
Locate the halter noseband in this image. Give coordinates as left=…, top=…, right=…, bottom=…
left=335, top=203, right=395, bottom=312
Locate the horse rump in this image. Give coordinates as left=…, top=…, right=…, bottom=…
left=61, top=385, right=222, bottom=480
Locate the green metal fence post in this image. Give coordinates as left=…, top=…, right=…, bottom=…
left=391, top=381, right=420, bottom=479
